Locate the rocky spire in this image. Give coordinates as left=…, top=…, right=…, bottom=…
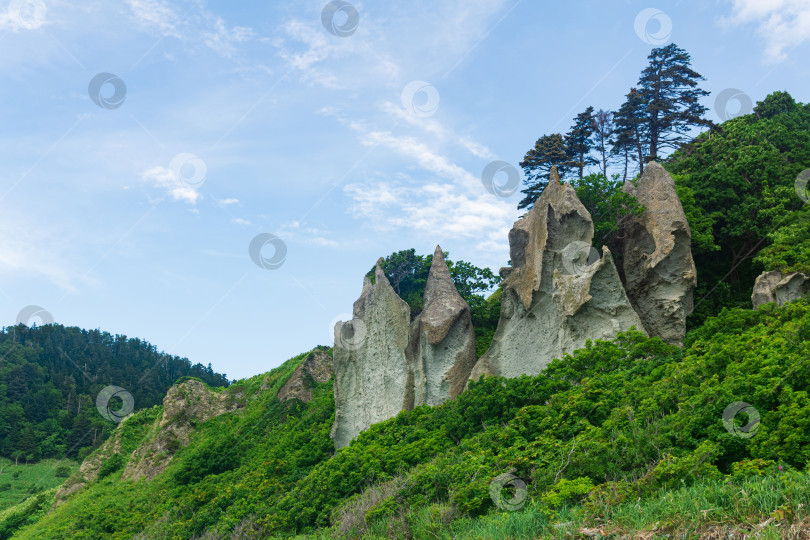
left=621, top=161, right=697, bottom=346
left=409, top=246, right=477, bottom=406
left=470, top=166, right=644, bottom=381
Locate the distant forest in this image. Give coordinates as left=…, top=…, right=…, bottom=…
left=0, top=324, right=230, bottom=463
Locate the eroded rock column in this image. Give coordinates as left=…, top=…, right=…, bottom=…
left=621, top=161, right=697, bottom=346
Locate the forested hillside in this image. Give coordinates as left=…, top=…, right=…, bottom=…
left=5, top=299, right=810, bottom=539
left=0, top=324, right=230, bottom=463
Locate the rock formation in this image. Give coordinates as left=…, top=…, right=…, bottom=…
left=55, top=379, right=237, bottom=505
left=408, top=247, right=477, bottom=407
left=752, top=270, right=810, bottom=309
left=331, top=250, right=476, bottom=449
left=470, top=167, right=645, bottom=381
left=278, top=348, right=333, bottom=403
left=122, top=380, right=236, bottom=482
left=330, top=260, right=412, bottom=449
left=621, top=161, right=697, bottom=346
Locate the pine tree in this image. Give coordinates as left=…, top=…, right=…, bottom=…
left=518, top=133, right=569, bottom=209
left=593, top=109, right=614, bottom=178
left=564, top=107, right=597, bottom=181
left=612, top=88, right=647, bottom=179
left=637, top=43, right=710, bottom=161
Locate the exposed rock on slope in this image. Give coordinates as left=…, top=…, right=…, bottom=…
left=278, top=349, right=333, bottom=403
left=53, top=424, right=127, bottom=507
left=752, top=270, right=810, bottom=309
left=621, top=161, right=697, bottom=346
left=409, top=246, right=477, bottom=407
left=122, top=380, right=236, bottom=482
left=470, top=167, right=644, bottom=381
left=331, top=251, right=477, bottom=448
left=330, top=260, right=412, bottom=449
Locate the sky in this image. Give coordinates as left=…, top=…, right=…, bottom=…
left=1, top=0, right=809, bottom=381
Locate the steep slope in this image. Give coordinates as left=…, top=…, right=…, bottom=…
left=10, top=298, right=810, bottom=539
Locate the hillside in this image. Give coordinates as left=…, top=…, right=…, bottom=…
left=4, top=298, right=810, bottom=538
left=0, top=324, right=230, bottom=464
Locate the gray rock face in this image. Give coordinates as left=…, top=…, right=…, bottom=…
left=752, top=270, right=810, bottom=309
left=470, top=167, right=644, bottom=381
left=409, top=247, right=477, bottom=407
left=330, top=260, right=411, bottom=450
left=331, top=250, right=477, bottom=449
left=621, top=161, right=697, bottom=346
left=278, top=349, right=333, bottom=403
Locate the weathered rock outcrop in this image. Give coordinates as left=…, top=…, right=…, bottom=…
left=331, top=251, right=477, bottom=448
left=621, top=161, right=697, bottom=346
left=752, top=270, right=810, bottom=309
left=408, top=246, right=477, bottom=407
left=122, top=380, right=236, bottom=482
left=278, top=348, right=333, bottom=403
left=470, top=167, right=644, bottom=381
left=330, top=261, right=412, bottom=449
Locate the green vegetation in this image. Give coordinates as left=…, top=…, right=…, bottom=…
left=668, top=91, right=810, bottom=325
left=0, top=324, right=230, bottom=464
left=0, top=458, right=78, bottom=511
left=6, top=295, right=809, bottom=538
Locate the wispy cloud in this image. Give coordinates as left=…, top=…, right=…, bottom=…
left=724, top=0, right=810, bottom=62
left=141, top=165, right=202, bottom=204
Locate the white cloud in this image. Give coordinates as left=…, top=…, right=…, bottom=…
left=204, top=17, right=255, bottom=58
left=125, top=0, right=181, bottom=38
left=232, top=217, right=251, bottom=226
left=141, top=166, right=202, bottom=204
left=0, top=0, right=48, bottom=32
left=125, top=0, right=257, bottom=60
left=724, top=0, right=810, bottom=62
left=220, top=198, right=240, bottom=205
left=278, top=220, right=341, bottom=248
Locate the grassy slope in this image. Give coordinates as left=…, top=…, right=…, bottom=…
left=11, top=300, right=810, bottom=538
left=0, top=458, right=79, bottom=510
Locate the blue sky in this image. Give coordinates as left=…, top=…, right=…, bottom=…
left=1, top=0, right=808, bottom=380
